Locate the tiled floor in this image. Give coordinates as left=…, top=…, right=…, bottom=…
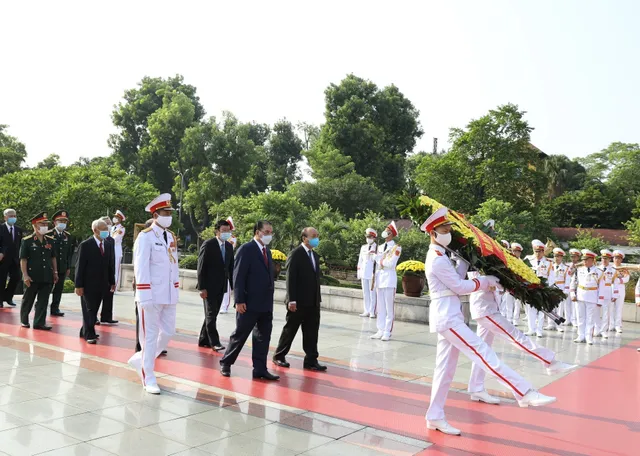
left=0, top=290, right=637, bottom=455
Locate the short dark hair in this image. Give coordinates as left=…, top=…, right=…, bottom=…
left=253, top=220, right=272, bottom=235
left=215, top=219, right=231, bottom=231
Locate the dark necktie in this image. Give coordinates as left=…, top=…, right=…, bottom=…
left=10, top=226, right=14, bottom=241
left=99, top=241, right=104, bottom=256
left=163, top=231, right=168, bottom=244
left=221, top=242, right=226, bottom=262
left=308, top=250, right=315, bottom=271
left=262, top=247, right=268, bottom=267
left=383, top=243, right=388, bottom=252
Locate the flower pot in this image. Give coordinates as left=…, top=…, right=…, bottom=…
left=274, top=262, right=282, bottom=280
left=402, top=275, right=425, bottom=297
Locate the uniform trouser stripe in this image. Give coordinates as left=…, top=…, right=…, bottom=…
left=486, top=316, right=551, bottom=365
left=140, top=307, right=147, bottom=385
left=450, top=328, right=525, bottom=397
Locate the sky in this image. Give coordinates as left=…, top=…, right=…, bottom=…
left=1, top=0, right=639, bottom=167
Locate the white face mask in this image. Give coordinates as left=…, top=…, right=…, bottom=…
left=381, top=231, right=389, bottom=238
left=112, top=217, right=119, bottom=224
left=366, top=238, right=374, bottom=245
left=156, top=215, right=172, bottom=228
left=261, top=234, right=273, bottom=245
left=435, top=231, right=452, bottom=247
left=56, top=223, right=67, bottom=231
left=38, top=226, right=49, bottom=235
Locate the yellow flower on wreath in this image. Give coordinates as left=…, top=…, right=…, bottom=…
left=270, top=249, right=288, bottom=262
left=397, top=260, right=426, bottom=273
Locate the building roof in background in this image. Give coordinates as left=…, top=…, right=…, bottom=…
left=552, top=227, right=629, bottom=246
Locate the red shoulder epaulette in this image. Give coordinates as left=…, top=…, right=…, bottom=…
left=435, top=251, right=443, bottom=256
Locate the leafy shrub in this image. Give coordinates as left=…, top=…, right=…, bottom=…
left=62, top=279, right=75, bottom=293
left=179, top=254, right=198, bottom=270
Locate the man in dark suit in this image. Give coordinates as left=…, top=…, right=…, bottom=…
left=273, top=227, right=327, bottom=371
left=219, top=220, right=279, bottom=381
left=0, top=208, right=23, bottom=307
left=74, top=219, right=116, bottom=344
left=96, top=216, right=118, bottom=325
left=197, top=219, right=234, bottom=351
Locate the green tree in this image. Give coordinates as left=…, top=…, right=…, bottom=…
left=290, top=173, right=384, bottom=219
left=342, top=211, right=386, bottom=268
left=543, top=154, right=587, bottom=199
left=308, top=203, right=348, bottom=266
left=312, top=74, right=423, bottom=192
left=397, top=228, right=431, bottom=264
left=0, top=125, right=27, bottom=176
left=470, top=198, right=553, bottom=247
left=266, top=120, right=303, bottom=191
left=108, top=75, right=205, bottom=176
left=0, top=164, right=158, bottom=246
left=37, top=154, right=61, bottom=169
left=568, top=228, right=609, bottom=253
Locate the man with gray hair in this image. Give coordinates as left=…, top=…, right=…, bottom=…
left=0, top=208, right=24, bottom=307
left=74, top=219, right=116, bottom=344
left=96, top=216, right=118, bottom=325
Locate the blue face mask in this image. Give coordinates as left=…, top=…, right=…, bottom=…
left=7, top=217, right=16, bottom=225
left=220, top=232, right=232, bottom=241
left=99, top=231, right=109, bottom=240
left=309, top=237, right=320, bottom=248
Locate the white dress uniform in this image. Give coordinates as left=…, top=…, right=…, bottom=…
left=570, top=253, right=605, bottom=344
left=219, top=233, right=237, bottom=314
left=128, top=195, right=179, bottom=391
left=374, top=237, right=402, bottom=339
left=528, top=254, right=555, bottom=336
left=549, top=256, right=570, bottom=331
left=111, top=222, right=125, bottom=290
left=597, top=254, right=615, bottom=336
left=467, top=271, right=558, bottom=395
left=357, top=237, right=378, bottom=317
left=611, top=269, right=629, bottom=333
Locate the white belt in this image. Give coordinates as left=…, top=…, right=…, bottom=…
left=430, top=290, right=457, bottom=299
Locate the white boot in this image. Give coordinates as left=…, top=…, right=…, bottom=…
left=359, top=312, right=370, bottom=317
left=517, top=390, right=556, bottom=408
left=426, top=419, right=461, bottom=436
left=127, top=353, right=144, bottom=386
left=370, top=331, right=383, bottom=339
left=546, top=360, right=578, bottom=375
left=470, top=390, right=500, bottom=405
left=145, top=383, right=161, bottom=394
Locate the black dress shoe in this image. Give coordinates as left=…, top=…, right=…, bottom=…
left=304, top=363, right=328, bottom=372
left=51, top=312, right=65, bottom=317
left=213, top=344, right=225, bottom=352
left=161, top=350, right=168, bottom=355
left=220, top=364, right=231, bottom=377
left=7, top=301, right=17, bottom=307
left=198, top=343, right=211, bottom=348
left=95, top=321, right=100, bottom=325
left=253, top=371, right=280, bottom=381
left=20, top=323, right=30, bottom=328
left=101, top=320, right=118, bottom=325
left=87, top=339, right=97, bottom=344
left=95, top=334, right=100, bottom=339
left=272, top=358, right=290, bottom=368
left=33, top=325, right=53, bottom=331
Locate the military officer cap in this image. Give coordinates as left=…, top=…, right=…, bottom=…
left=30, top=211, right=49, bottom=224
left=511, top=242, right=523, bottom=252
left=553, top=247, right=565, bottom=256
left=581, top=249, right=597, bottom=259
left=500, top=240, right=510, bottom=249
left=569, top=248, right=581, bottom=256
left=52, top=210, right=69, bottom=221
left=531, top=239, right=545, bottom=252
left=114, top=209, right=126, bottom=221
left=365, top=228, right=377, bottom=238
left=145, top=193, right=175, bottom=213
left=421, top=207, right=454, bottom=233
left=600, top=249, right=613, bottom=259
left=226, top=216, right=235, bottom=230
left=613, top=249, right=625, bottom=259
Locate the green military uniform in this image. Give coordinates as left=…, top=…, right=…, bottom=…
left=48, top=210, right=73, bottom=316
left=20, top=212, right=57, bottom=329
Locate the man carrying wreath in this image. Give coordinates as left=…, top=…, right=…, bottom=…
left=423, top=207, right=556, bottom=436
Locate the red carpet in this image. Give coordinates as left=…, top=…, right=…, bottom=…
left=1, top=308, right=638, bottom=455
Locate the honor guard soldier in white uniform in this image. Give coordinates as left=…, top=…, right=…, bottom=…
left=570, top=250, right=606, bottom=344
left=466, top=270, right=576, bottom=405
left=597, top=249, right=615, bottom=338
left=422, top=207, right=555, bottom=436
left=496, top=240, right=510, bottom=317
left=502, top=242, right=524, bottom=326
left=611, top=250, right=629, bottom=333
left=357, top=228, right=378, bottom=318
left=128, top=194, right=179, bottom=394
left=566, top=248, right=582, bottom=326
left=219, top=216, right=236, bottom=314
left=370, top=222, right=401, bottom=341
left=527, top=240, right=555, bottom=338
left=111, top=210, right=126, bottom=291
left=546, top=248, right=570, bottom=332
